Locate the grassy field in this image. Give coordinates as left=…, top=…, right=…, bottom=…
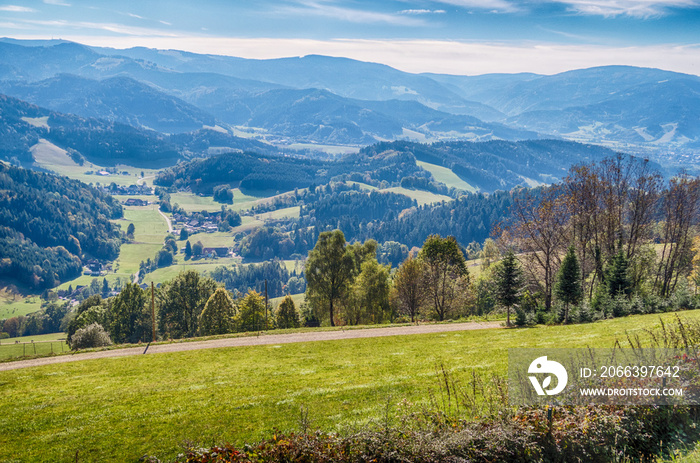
left=255, top=206, right=301, bottom=221
left=171, top=189, right=272, bottom=213
left=382, top=186, right=453, bottom=206
left=416, top=160, right=478, bottom=193
left=0, top=292, right=42, bottom=319
left=2, top=310, right=699, bottom=462
left=0, top=336, right=69, bottom=360
left=30, top=138, right=159, bottom=187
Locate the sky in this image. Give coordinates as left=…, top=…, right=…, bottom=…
left=0, top=0, right=699, bottom=76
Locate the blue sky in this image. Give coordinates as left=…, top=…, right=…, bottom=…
left=1, top=0, right=699, bottom=75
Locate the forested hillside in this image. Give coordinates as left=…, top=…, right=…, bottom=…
left=363, top=140, right=624, bottom=191
left=0, top=163, right=123, bottom=288
left=0, top=94, right=179, bottom=167
left=154, top=148, right=425, bottom=193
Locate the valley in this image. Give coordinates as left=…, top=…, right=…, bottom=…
left=1, top=36, right=700, bottom=463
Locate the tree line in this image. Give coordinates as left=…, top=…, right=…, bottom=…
left=64, top=270, right=306, bottom=349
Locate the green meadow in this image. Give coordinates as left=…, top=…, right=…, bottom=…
left=2, top=310, right=699, bottom=462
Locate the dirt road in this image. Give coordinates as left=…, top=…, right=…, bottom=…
left=0, top=321, right=501, bottom=372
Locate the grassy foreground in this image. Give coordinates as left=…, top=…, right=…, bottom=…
left=2, top=310, right=700, bottom=462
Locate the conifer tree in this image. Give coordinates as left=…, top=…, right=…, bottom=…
left=555, top=245, right=583, bottom=323
left=494, top=250, right=524, bottom=326
left=607, top=248, right=632, bottom=298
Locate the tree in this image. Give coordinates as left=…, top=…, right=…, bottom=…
left=155, top=249, right=174, bottom=267
left=192, top=241, right=204, bottom=258
left=126, top=223, right=135, bottom=239
left=70, top=323, right=112, bottom=350
left=158, top=270, right=217, bottom=338
left=509, top=188, right=568, bottom=310
left=555, top=246, right=583, bottom=324
left=655, top=174, right=700, bottom=297
left=101, top=278, right=110, bottom=297
left=419, top=234, right=469, bottom=321
left=179, top=228, right=189, bottom=241
left=346, top=259, right=391, bottom=325
left=213, top=184, right=233, bottom=204
left=276, top=295, right=300, bottom=329
left=494, top=250, right=524, bottom=326
left=185, top=240, right=192, bottom=260
left=42, top=300, right=70, bottom=333
left=109, top=283, right=151, bottom=344
left=607, top=247, right=631, bottom=298
left=199, top=287, right=236, bottom=336
left=236, top=290, right=267, bottom=332
left=305, top=230, right=354, bottom=326
left=480, top=238, right=500, bottom=271
left=66, top=295, right=108, bottom=346
left=392, top=254, right=424, bottom=322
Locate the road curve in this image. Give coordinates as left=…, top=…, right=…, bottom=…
left=0, top=321, right=502, bottom=372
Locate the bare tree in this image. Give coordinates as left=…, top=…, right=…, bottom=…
left=509, top=187, right=569, bottom=310
left=655, top=174, right=700, bottom=297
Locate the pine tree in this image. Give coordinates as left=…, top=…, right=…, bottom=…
left=494, top=250, right=524, bottom=326
left=184, top=240, right=192, bottom=260
left=555, top=245, right=583, bottom=324
left=607, top=248, right=632, bottom=298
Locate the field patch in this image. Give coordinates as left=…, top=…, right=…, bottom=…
left=417, top=160, right=478, bottom=193
left=382, top=187, right=452, bottom=206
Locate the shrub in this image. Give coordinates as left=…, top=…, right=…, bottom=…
left=70, top=323, right=112, bottom=350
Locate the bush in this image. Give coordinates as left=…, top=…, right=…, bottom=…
left=70, top=323, right=112, bottom=350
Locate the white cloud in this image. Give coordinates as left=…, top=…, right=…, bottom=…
left=14, top=35, right=698, bottom=76
left=279, top=1, right=428, bottom=26
left=0, top=5, right=36, bottom=13
left=399, top=9, right=447, bottom=14
left=433, top=0, right=520, bottom=12
left=43, top=0, right=71, bottom=6
left=19, top=19, right=180, bottom=37
left=551, top=0, right=700, bottom=18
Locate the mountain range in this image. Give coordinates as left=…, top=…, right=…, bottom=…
left=1, top=38, right=698, bottom=154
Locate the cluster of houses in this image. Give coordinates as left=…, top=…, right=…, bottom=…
left=83, top=260, right=110, bottom=276
left=123, top=198, right=149, bottom=207
left=102, top=183, right=153, bottom=196
left=171, top=213, right=219, bottom=235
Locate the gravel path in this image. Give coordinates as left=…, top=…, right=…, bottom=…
left=0, top=321, right=502, bottom=372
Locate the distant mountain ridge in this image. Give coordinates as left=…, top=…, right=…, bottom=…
left=0, top=94, right=275, bottom=167
left=1, top=38, right=699, bottom=156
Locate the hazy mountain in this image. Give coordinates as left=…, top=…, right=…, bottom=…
left=91, top=46, right=503, bottom=120
left=0, top=74, right=217, bottom=133
left=3, top=39, right=700, bottom=153
left=442, top=66, right=700, bottom=116
left=206, top=88, right=537, bottom=145
left=508, top=78, right=700, bottom=148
